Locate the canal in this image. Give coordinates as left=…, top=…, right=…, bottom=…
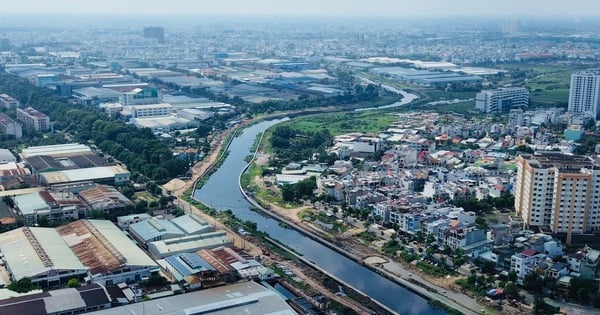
left=194, top=119, right=446, bottom=315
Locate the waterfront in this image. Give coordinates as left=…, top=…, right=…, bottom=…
left=193, top=119, right=446, bottom=315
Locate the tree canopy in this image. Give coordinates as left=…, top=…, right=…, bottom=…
left=0, top=73, right=188, bottom=183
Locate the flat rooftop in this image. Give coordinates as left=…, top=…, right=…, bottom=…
left=87, top=281, right=296, bottom=315
left=524, top=153, right=595, bottom=171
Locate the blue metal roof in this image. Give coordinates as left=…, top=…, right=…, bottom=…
left=165, top=253, right=214, bottom=277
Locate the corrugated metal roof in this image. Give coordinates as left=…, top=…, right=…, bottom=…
left=57, top=220, right=156, bottom=274
left=0, top=227, right=85, bottom=281
left=148, top=231, right=231, bottom=258
left=14, top=192, right=49, bottom=215
left=21, top=144, right=92, bottom=159
left=129, top=218, right=185, bottom=243
left=171, top=214, right=214, bottom=235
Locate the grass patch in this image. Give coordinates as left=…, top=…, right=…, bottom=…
left=283, top=111, right=400, bottom=135
left=425, top=100, right=476, bottom=114
left=297, top=208, right=315, bottom=221
left=133, top=191, right=158, bottom=203
left=358, top=231, right=378, bottom=243
left=416, top=261, right=451, bottom=277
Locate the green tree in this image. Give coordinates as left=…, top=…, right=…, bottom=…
left=7, top=278, right=38, bottom=293
left=504, top=282, right=519, bottom=299
left=140, top=274, right=169, bottom=289
left=67, top=278, right=81, bottom=288
left=523, top=272, right=544, bottom=294
left=135, top=200, right=148, bottom=212
left=281, top=184, right=295, bottom=202
left=507, top=270, right=518, bottom=283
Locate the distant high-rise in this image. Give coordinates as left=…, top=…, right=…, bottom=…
left=502, top=20, right=520, bottom=36
left=568, top=69, right=600, bottom=118
left=0, top=38, right=10, bottom=51
left=475, top=87, right=528, bottom=113
left=143, top=26, right=165, bottom=44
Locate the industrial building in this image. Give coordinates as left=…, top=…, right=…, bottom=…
left=72, top=87, right=121, bottom=106
left=39, top=165, right=130, bottom=186
left=13, top=190, right=84, bottom=225
left=147, top=231, right=232, bottom=259
left=0, top=284, right=112, bottom=315
left=0, top=227, right=88, bottom=287
left=124, top=103, right=173, bottom=118
left=20, top=143, right=92, bottom=159
left=128, top=214, right=215, bottom=247
left=87, top=281, right=296, bottom=315
left=0, top=149, right=16, bottom=164
left=76, top=185, right=134, bottom=214
left=116, top=213, right=151, bottom=229
left=21, top=143, right=130, bottom=186
left=371, top=66, right=483, bottom=87
left=57, top=220, right=159, bottom=285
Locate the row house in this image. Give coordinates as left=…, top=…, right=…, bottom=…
left=510, top=249, right=547, bottom=281
left=437, top=222, right=489, bottom=254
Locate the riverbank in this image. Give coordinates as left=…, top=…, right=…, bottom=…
left=239, top=126, right=490, bottom=315
left=165, top=119, right=387, bottom=314
left=173, top=115, right=475, bottom=314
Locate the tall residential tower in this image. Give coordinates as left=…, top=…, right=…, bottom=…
left=568, top=69, right=600, bottom=118
left=514, top=153, right=600, bottom=243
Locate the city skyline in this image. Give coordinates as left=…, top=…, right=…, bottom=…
left=1, top=0, right=600, bottom=18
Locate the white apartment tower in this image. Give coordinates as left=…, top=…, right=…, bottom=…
left=475, top=87, right=529, bottom=113
left=568, top=69, right=600, bottom=118
left=514, top=153, right=600, bottom=242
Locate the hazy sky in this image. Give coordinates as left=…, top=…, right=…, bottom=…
left=2, top=0, right=599, bottom=17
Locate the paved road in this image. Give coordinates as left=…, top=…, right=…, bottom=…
left=545, top=298, right=599, bottom=315
left=381, top=261, right=484, bottom=315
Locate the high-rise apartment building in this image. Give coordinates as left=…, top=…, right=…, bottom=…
left=475, top=87, right=528, bottom=113
left=568, top=69, right=600, bottom=118
left=514, top=153, right=600, bottom=241
left=143, top=26, right=165, bottom=44
left=16, top=107, right=50, bottom=131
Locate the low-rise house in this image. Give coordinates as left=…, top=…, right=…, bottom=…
left=510, top=249, right=547, bottom=281
left=438, top=221, right=489, bottom=255
left=567, top=251, right=586, bottom=273
left=580, top=248, right=600, bottom=280
left=545, top=262, right=569, bottom=280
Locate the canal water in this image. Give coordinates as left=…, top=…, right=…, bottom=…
left=194, top=119, right=445, bottom=315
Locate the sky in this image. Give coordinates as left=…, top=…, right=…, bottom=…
left=2, top=0, right=599, bottom=17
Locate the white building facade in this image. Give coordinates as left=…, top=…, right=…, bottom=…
left=475, top=87, right=529, bottom=113
left=568, top=69, right=600, bottom=118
